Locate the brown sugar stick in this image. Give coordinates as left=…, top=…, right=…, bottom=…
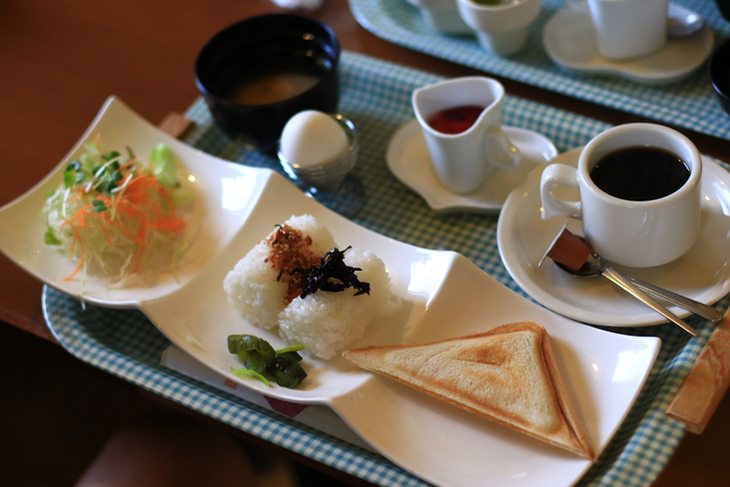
left=666, top=306, right=730, bottom=433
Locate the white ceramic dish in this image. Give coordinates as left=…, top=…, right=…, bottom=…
left=542, top=6, right=714, bottom=85
left=0, top=97, right=661, bottom=487
left=386, top=119, right=558, bottom=213
left=498, top=147, right=730, bottom=327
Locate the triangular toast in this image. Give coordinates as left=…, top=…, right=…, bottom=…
left=342, top=321, right=595, bottom=460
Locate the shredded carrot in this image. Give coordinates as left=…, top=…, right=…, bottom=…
left=49, top=142, right=189, bottom=281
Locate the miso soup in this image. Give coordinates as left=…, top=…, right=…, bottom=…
left=226, top=69, right=321, bottom=106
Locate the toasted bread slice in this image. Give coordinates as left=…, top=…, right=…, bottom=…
left=342, top=321, right=595, bottom=460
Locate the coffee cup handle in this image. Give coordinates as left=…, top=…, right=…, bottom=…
left=540, top=163, right=582, bottom=220
left=483, top=129, right=521, bottom=169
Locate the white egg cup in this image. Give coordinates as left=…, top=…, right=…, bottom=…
left=278, top=114, right=365, bottom=216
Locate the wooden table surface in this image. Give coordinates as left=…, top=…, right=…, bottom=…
left=2, top=0, right=729, bottom=485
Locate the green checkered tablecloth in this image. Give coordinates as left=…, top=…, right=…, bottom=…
left=45, top=51, right=729, bottom=487
left=350, top=0, right=730, bottom=142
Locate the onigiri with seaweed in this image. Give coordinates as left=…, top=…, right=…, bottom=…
left=223, top=215, right=398, bottom=359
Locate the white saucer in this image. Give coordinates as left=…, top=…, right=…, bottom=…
left=497, top=148, right=730, bottom=327
left=542, top=6, right=714, bottom=85
left=386, top=120, right=558, bottom=213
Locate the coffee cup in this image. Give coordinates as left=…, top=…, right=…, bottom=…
left=567, top=0, right=670, bottom=60
left=456, top=0, right=541, bottom=56
left=412, top=76, right=521, bottom=195
left=540, top=123, right=702, bottom=268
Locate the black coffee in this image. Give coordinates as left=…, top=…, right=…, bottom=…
left=589, top=146, right=690, bottom=201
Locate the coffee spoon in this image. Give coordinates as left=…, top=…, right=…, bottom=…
left=542, top=226, right=720, bottom=322
left=539, top=225, right=721, bottom=335
left=667, top=3, right=705, bottom=37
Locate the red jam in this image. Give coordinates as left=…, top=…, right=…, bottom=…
left=427, top=105, right=485, bottom=134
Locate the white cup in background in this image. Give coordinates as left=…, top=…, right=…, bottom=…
left=567, top=0, right=670, bottom=60
left=406, top=0, right=473, bottom=34
left=540, top=123, right=702, bottom=268
left=412, top=76, right=521, bottom=194
left=456, top=0, right=542, bottom=56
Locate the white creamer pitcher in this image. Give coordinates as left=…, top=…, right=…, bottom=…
left=412, top=77, right=521, bottom=194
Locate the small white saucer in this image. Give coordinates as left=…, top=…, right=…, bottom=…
left=497, top=148, right=730, bottom=327
left=542, top=6, right=714, bottom=85
left=386, top=120, right=558, bottom=213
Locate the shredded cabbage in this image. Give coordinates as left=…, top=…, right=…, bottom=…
left=43, top=136, right=194, bottom=286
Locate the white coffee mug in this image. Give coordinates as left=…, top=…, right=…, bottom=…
left=540, top=123, right=702, bottom=268
left=567, top=0, right=670, bottom=60
left=412, top=76, right=521, bottom=195
left=456, top=0, right=542, bottom=56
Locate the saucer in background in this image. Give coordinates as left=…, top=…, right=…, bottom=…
left=542, top=6, right=714, bottom=85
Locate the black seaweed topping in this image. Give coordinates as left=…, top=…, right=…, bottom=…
left=295, top=246, right=370, bottom=299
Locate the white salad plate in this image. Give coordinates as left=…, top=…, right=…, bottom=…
left=498, top=148, right=730, bottom=328
left=542, top=6, right=714, bottom=85
left=386, top=119, right=558, bottom=213
left=0, top=97, right=662, bottom=487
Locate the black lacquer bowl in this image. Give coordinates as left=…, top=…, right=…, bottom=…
left=194, top=13, right=340, bottom=154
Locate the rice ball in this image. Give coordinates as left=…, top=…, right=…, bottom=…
left=279, top=247, right=398, bottom=359
left=223, top=215, right=336, bottom=329
left=224, top=215, right=398, bottom=360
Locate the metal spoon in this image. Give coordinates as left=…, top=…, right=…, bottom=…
left=540, top=225, right=718, bottom=335
left=540, top=224, right=720, bottom=320
left=539, top=225, right=721, bottom=323
left=667, top=4, right=705, bottom=38
left=539, top=226, right=697, bottom=335
left=553, top=254, right=721, bottom=324
left=584, top=265, right=699, bottom=335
